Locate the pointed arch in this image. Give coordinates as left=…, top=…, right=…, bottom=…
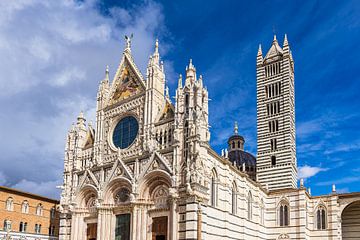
left=247, top=191, right=253, bottom=220
left=315, top=204, right=327, bottom=230
left=231, top=181, right=238, bottom=214
left=278, top=198, right=290, bottom=226
left=210, top=168, right=218, bottom=207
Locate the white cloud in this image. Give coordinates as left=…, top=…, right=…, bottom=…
left=298, top=165, right=328, bottom=179
left=316, top=176, right=360, bottom=186
left=12, top=179, right=61, bottom=199
left=0, top=0, right=167, bottom=198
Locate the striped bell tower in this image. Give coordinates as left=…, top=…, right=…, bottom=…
left=256, top=35, right=297, bottom=190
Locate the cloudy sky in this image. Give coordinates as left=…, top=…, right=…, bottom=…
left=0, top=0, right=359, bottom=198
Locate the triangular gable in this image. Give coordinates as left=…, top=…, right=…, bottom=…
left=157, top=100, right=175, bottom=122
left=83, top=127, right=95, bottom=149
left=139, top=151, right=173, bottom=179
left=265, top=40, right=283, bottom=60
left=75, top=170, right=99, bottom=193
left=108, top=52, right=146, bottom=106
left=105, top=158, right=134, bottom=183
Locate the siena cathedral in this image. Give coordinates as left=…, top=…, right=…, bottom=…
left=59, top=35, right=360, bottom=240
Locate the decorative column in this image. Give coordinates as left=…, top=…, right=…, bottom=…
left=169, top=188, right=179, bottom=240
left=97, top=207, right=113, bottom=240
left=140, top=207, right=147, bottom=240
left=71, top=212, right=86, bottom=240
left=131, top=206, right=138, bottom=240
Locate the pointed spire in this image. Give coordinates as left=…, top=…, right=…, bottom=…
left=283, top=33, right=288, bottom=47
left=178, top=74, right=183, bottom=89
left=105, top=65, right=109, bottom=81
left=198, top=74, right=203, bottom=88
left=257, top=44, right=262, bottom=56
left=165, top=86, right=170, bottom=100
left=273, top=34, right=277, bottom=42
left=155, top=38, right=159, bottom=55
left=234, top=121, right=238, bottom=135
left=185, top=59, right=196, bottom=84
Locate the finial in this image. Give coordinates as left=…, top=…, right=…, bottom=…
left=332, top=184, right=336, bottom=193
left=105, top=65, right=109, bottom=80
left=273, top=34, right=277, bottom=42
left=155, top=38, right=159, bottom=54
left=283, top=33, right=288, bottom=46
left=165, top=86, right=170, bottom=98
left=308, top=187, right=311, bottom=195
left=257, top=44, right=262, bottom=56
left=234, top=121, right=238, bottom=135
left=124, top=34, right=133, bottom=51
left=178, top=74, right=183, bottom=88
left=300, top=178, right=304, bottom=188
left=78, top=111, right=85, bottom=120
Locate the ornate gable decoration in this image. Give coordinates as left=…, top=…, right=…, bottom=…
left=76, top=170, right=99, bottom=194
left=108, top=53, right=145, bottom=106
left=83, top=126, right=95, bottom=149
left=139, top=151, right=173, bottom=179
left=105, top=157, right=134, bottom=183
left=158, top=100, right=175, bottom=122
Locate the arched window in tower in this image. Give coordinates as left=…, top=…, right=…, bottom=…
left=231, top=182, right=237, bottom=215
left=5, top=197, right=13, bottom=211
left=271, top=156, right=276, bottom=166
left=316, top=206, right=327, bottom=230
left=210, top=169, right=218, bottom=207
left=247, top=191, right=253, bottom=220
left=279, top=201, right=290, bottom=226
left=232, top=142, right=235, bottom=149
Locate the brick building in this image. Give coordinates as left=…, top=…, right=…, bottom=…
left=0, top=186, right=59, bottom=240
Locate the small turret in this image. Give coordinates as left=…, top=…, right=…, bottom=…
left=185, top=59, right=196, bottom=86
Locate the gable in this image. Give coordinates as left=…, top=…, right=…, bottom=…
left=158, top=100, right=175, bottom=122
left=108, top=53, right=146, bottom=106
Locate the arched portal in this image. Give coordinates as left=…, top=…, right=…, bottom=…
left=342, top=200, right=360, bottom=240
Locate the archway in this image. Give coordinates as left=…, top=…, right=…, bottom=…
left=342, top=200, right=360, bottom=240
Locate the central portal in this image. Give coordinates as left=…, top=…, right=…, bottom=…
left=152, top=216, right=168, bottom=240
left=115, top=214, right=131, bottom=240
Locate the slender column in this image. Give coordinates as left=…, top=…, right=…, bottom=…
left=141, top=207, right=147, bottom=240
left=136, top=207, right=141, bottom=240
left=97, top=208, right=113, bottom=240
left=132, top=206, right=138, bottom=240
left=169, top=199, right=178, bottom=240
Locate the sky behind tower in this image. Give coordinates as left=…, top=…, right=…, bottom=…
left=0, top=0, right=359, bottom=198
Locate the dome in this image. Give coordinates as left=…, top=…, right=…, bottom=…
left=228, top=150, right=256, bottom=168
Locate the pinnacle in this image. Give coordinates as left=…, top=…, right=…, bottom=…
left=283, top=33, right=289, bottom=46
left=257, top=44, right=263, bottom=56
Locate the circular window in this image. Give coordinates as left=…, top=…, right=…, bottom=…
left=112, top=116, right=139, bottom=149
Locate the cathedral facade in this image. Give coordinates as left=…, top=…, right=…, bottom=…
left=59, top=36, right=360, bottom=240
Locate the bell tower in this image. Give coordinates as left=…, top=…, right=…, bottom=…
left=256, top=35, right=297, bottom=190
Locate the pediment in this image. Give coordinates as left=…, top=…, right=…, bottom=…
left=108, top=53, right=145, bottom=106
left=83, top=126, right=95, bottom=149
left=105, top=158, right=134, bottom=183
left=139, top=151, right=173, bottom=179
left=76, top=170, right=99, bottom=193
left=158, top=100, right=175, bottom=122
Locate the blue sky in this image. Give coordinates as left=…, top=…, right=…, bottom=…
left=0, top=0, right=359, bottom=198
